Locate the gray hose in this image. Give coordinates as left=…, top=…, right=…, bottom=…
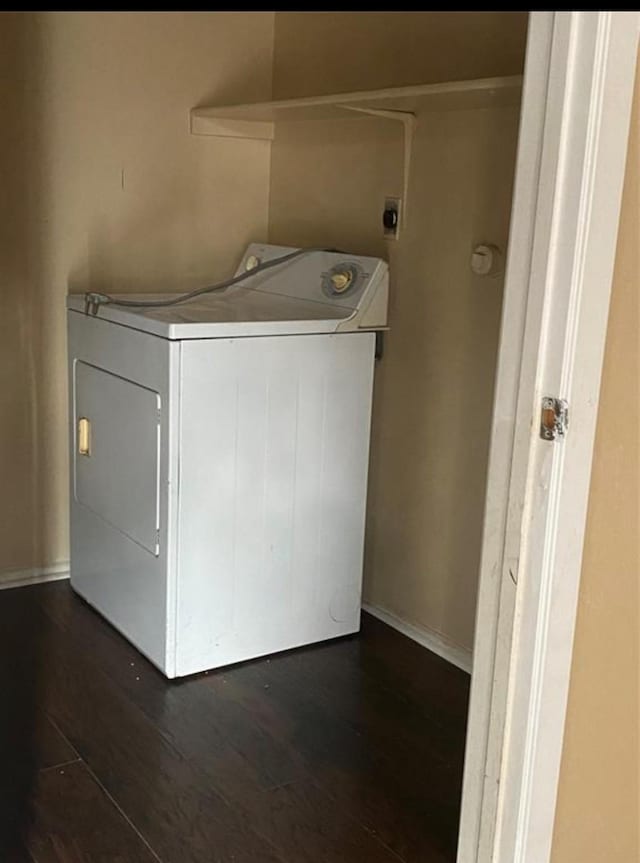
left=84, top=247, right=328, bottom=316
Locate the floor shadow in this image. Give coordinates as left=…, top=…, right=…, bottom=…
left=0, top=588, right=49, bottom=856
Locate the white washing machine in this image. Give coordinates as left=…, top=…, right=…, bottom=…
left=67, top=244, right=388, bottom=678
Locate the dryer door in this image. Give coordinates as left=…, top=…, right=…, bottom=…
left=73, top=361, right=161, bottom=556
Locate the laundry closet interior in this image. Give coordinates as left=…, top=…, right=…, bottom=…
left=1, top=11, right=529, bottom=863
left=207, top=15, right=524, bottom=673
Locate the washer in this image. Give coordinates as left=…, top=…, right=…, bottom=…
left=66, top=244, right=389, bottom=677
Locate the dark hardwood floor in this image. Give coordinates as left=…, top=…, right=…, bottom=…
left=0, top=582, right=470, bottom=863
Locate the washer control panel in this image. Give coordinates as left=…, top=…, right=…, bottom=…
left=236, top=244, right=386, bottom=313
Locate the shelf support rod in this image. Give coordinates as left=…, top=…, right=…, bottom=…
left=338, top=106, right=416, bottom=217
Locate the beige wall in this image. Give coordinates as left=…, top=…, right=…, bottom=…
left=273, top=12, right=528, bottom=99
left=551, top=53, right=639, bottom=863
left=271, top=12, right=524, bottom=653
left=362, top=106, right=519, bottom=653
left=0, top=12, right=274, bottom=576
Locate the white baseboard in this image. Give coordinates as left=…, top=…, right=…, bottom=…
left=0, top=561, right=71, bottom=591
left=362, top=602, right=473, bottom=674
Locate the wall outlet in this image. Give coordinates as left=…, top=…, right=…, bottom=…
left=382, top=197, right=401, bottom=239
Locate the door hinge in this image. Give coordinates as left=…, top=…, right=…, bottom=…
left=540, top=397, right=569, bottom=441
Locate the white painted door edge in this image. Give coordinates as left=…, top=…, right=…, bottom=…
left=0, top=561, right=71, bottom=591
left=362, top=602, right=472, bottom=674
left=458, top=11, right=639, bottom=863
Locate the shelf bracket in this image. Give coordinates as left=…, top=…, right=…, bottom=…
left=338, top=105, right=416, bottom=217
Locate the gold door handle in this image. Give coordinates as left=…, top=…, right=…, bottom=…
left=78, top=417, right=91, bottom=456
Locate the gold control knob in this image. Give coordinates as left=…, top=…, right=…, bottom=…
left=331, top=271, right=352, bottom=293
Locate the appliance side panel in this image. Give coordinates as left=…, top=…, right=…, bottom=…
left=176, top=333, right=376, bottom=675
left=164, top=339, right=182, bottom=678
left=67, top=312, right=173, bottom=674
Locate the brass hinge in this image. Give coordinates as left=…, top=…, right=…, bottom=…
left=540, top=397, right=569, bottom=441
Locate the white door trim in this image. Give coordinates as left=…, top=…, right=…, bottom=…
left=458, top=11, right=639, bottom=863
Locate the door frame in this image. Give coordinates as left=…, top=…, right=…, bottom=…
left=458, top=11, right=639, bottom=863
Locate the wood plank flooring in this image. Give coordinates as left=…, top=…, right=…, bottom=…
left=0, top=582, right=469, bottom=863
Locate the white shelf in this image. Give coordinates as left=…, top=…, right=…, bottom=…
left=190, top=75, right=523, bottom=139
